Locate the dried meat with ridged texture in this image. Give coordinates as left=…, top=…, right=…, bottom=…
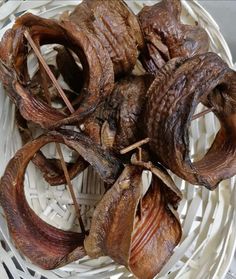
left=69, top=0, right=144, bottom=75
left=138, top=0, right=209, bottom=73
left=146, top=52, right=236, bottom=189
left=0, top=13, right=114, bottom=129
left=15, top=111, right=88, bottom=186
left=0, top=129, right=123, bottom=268
left=84, top=75, right=153, bottom=151
left=85, top=165, right=182, bottom=279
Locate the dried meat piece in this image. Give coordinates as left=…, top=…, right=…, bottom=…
left=15, top=111, right=88, bottom=186
left=32, top=150, right=88, bottom=186
left=30, top=64, right=60, bottom=101
left=0, top=129, right=123, bottom=268
left=105, top=75, right=153, bottom=150
left=0, top=13, right=114, bottom=129
left=138, top=0, right=209, bottom=73
left=83, top=75, right=153, bottom=151
left=146, top=52, right=236, bottom=189
left=85, top=165, right=182, bottom=279
left=69, top=0, right=144, bottom=75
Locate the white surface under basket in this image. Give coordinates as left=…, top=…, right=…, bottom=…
left=0, top=1, right=235, bottom=279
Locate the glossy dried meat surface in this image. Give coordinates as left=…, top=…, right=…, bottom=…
left=138, top=0, right=209, bottom=73
left=146, top=52, right=236, bottom=189
left=0, top=0, right=235, bottom=278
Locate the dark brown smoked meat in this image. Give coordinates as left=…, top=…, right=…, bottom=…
left=138, top=0, right=209, bottom=73
left=15, top=111, right=89, bottom=186
left=146, top=52, right=236, bottom=190
left=0, top=13, right=114, bottom=129
left=1, top=0, right=234, bottom=276
left=0, top=130, right=123, bottom=268
left=84, top=75, right=153, bottom=151
left=85, top=165, right=182, bottom=279
left=69, top=0, right=144, bottom=75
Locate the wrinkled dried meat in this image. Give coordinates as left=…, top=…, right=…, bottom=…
left=0, top=13, right=114, bottom=128
left=138, top=0, right=209, bottom=73
left=69, top=0, right=144, bottom=75
left=85, top=165, right=182, bottom=279
left=146, top=52, right=236, bottom=189
left=0, top=129, right=123, bottom=268
left=84, top=75, right=153, bottom=151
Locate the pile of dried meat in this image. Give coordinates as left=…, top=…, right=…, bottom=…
left=0, top=0, right=236, bottom=278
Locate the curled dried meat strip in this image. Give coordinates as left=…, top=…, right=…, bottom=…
left=0, top=13, right=114, bottom=129
left=138, top=0, right=209, bottom=73
left=146, top=52, right=236, bottom=189
left=69, top=0, right=144, bottom=75
left=32, top=150, right=88, bottom=186
left=85, top=165, right=182, bottom=279
left=16, top=111, right=88, bottom=186
left=0, top=129, right=123, bottom=268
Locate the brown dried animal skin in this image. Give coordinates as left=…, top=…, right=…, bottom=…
left=138, top=0, right=209, bottom=73
left=30, top=64, right=60, bottom=101
left=0, top=134, right=85, bottom=269
left=69, top=0, right=144, bottom=75
left=0, top=129, right=123, bottom=269
left=129, top=175, right=182, bottom=279
left=106, top=75, right=153, bottom=150
left=84, top=166, right=142, bottom=263
left=0, top=13, right=114, bottom=129
left=84, top=75, right=153, bottom=151
left=32, top=150, right=88, bottom=186
left=15, top=111, right=89, bottom=186
left=146, top=52, right=236, bottom=189
left=85, top=165, right=182, bottom=279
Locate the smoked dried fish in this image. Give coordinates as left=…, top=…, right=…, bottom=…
left=69, top=0, right=144, bottom=75
left=146, top=52, right=236, bottom=189
left=0, top=129, right=123, bottom=268
left=85, top=165, right=182, bottom=279
left=138, top=0, right=209, bottom=73
left=84, top=75, right=153, bottom=151
left=0, top=13, right=114, bottom=129
left=0, top=0, right=233, bottom=276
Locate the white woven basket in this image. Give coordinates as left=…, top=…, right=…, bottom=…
left=0, top=1, right=235, bottom=279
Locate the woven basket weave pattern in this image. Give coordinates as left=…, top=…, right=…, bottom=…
left=0, top=1, right=235, bottom=279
